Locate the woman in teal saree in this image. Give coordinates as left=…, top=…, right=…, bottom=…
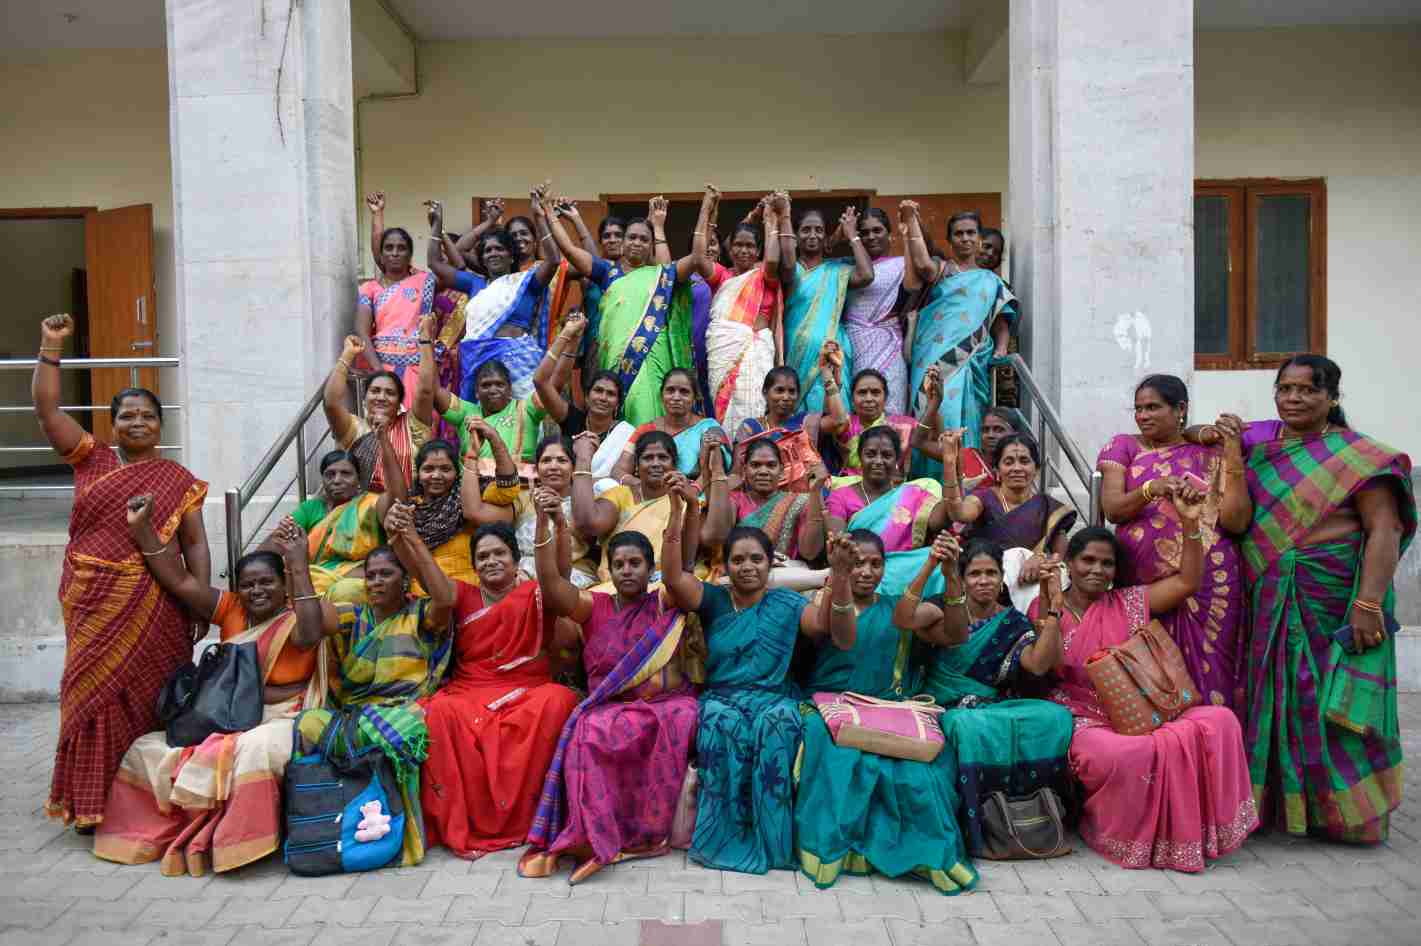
left=776, top=205, right=874, bottom=414
left=662, top=496, right=860, bottom=874
left=896, top=537, right=1073, bottom=856
left=901, top=204, right=1018, bottom=477
left=795, top=530, right=977, bottom=895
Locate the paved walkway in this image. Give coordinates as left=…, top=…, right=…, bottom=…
left=3, top=700, right=1420, bottom=946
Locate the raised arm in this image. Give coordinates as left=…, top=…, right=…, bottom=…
left=413, top=313, right=438, bottom=428
left=323, top=338, right=363, bottom=445
left=366, top=192, right=385, bottom=271
left=561, top=199, right=599, bottom=257
left=126, top=495, right=221, bottom=619
left=529, top=187, right=562, bottom=288
left=675, top=185, right=718, bottom=283
left=901, top=201, right=938, bottom=285
left=531, top=311, right=586, bottom=424
left=458, top=425, right=516, bottom=526
left=799, top=532, right=857, bottom=649
left=374, top=421, right=407, bottom=521
left=796, top=472, right=828, bottom=562
left=911, top=365, right=945, bottom=458
left=1019, top=561, right=1065, bottom=675
left=384, top=501, right=456, bottom=624
left=762, top=192, right=784, bottom=281
left=775, top=193, right=798, bottom=289
left=534, top=487, right=594, bottom=622
left=841, top=207, right=874, bottom=289
left=697, top=436, right=736, bottom=547
left=353, top=294, right=382, bottom=375
left=31, top=315, right=85, bottom=456
left=547, top=200, right=597, bottom=276
left=816, top=342, right=850, bottom=436
left=1213, top=413, right=1254, bottom=534
left=1145, top=491, right=1205, bottom=614
left=571, top=431, right=622, bottom=538
left=178, top=507, right=211, bottom=590
left=659, top=488, right=704, bottom=612
left=938, top=429, right=985, bottom=524
left=455, top=198, right=503, bottom=269
left=425, top=200, right=465, bottom=289
left=892, top=533, right=967, bottom=645
left=271, top=520, right=340, bottom=647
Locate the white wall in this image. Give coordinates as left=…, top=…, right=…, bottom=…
left=0, top=49, right=180, bottom=453
left=1191, top=26, right=1421, bottom=457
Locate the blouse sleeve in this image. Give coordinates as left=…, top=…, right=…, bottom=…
left=1097, top=433, right=1137, bottom=469
left=825, top=487, right=855, bottom=521
left=697, top=582, right=732, bottom=626
left=1240, top=420, right=1280, bottom=452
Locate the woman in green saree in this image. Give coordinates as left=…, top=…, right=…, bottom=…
left=663, top=500, right=859, bottom=875
left=795, top=530, right=977, bottom=895
left=545, top=187, right=718, bottom=426
left=281, top=503, right=455, bottom=868
left=896, top=537, right=1073, bottom=856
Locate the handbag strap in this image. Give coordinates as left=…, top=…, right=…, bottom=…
left=989, top=790, right=1066, bottom=858
left=841, top=692, right=945, bottom=715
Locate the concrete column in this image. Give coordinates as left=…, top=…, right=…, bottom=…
left=1008, top=0, right=1194, bottom=460
left=167, top=0, right=356, bottom=550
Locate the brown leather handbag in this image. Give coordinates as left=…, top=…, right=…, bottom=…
left=1085, top=619, right=1202, bottom=735
left=980, top=788, right=1071, bottom=860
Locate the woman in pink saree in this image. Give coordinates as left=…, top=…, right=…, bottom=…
left=1027, top=516, right=1259, bottom=872
left=1098, top=375, right=1251, bottom=712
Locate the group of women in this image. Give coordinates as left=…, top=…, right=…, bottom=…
left=28, top=183, right=1413, bottom=893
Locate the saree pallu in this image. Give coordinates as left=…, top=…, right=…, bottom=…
left=919, top=608, right=1072, bottom=857
left=298, top=588, right=454, bottom=866
left=421, top=581, right=579, bottom=858
left=706, top=268, right=781, bottom=434
left=430, top=288, right=470, bottom=443
left=693, top=585, right=806, bottom=874
left=733, top=490, right=809, bottom=559
left=835, top=413, right=917, bottom=482
left=796, top=597, right=977, bottom=894
left=908, top=271, right=1017, bottom=478
left=457, top=269, right=545, bottom=403
left=305, top=492, right=384, bottom=594
left=596, top=264, right=696, bottom=426
left=48, top=439, right=207, bottom=827
left=1099, top=435, right=1246, bottom=710
left=363, top=270, right=438, bottom=412
left=1036, top=588, right=1258, bottom=871
left=624, top=418, right=729, bottom=480
left=785, top=259, right=854, bottom=415
left=735, top=414, right=825, bottom=493
left=94, top=613, right=329, bottom=875
left=832, top=482, right=944, bottom=597
left=345, top=409, right=421, bottom=494
left=966, top=486, right=1076, bottom=554
left=1241, top=428, right=1415, bottom=843
left=527, top=591, right=699, bottom=865
left=843, top=255, right=907, bottom=415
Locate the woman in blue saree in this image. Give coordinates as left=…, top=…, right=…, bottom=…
left=610, top=369, right=730, bottom=483
left=896, top=537, right=1073, bottom=856
left=901, top=203, right=1018, bottom=476
left=662, top=497, right=860, bottom=875
left=796, top=530, right=978, bottom=895
left=776, top=204, right=874, bottom=414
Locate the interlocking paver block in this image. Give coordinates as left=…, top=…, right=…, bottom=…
left=420, top=870, right=501, bottom=898
left=915, top=888, right=1004, bottom=923
left=722, top=870, right=798, bottom=895
left=1306, top=886, right=1406, bottom=921
left=994, top=892, right=1087, bottom=923
left=1147, top=892, right=1239, bottom=920
left=135, top=897, right=222, bottom=928
left=525, top=889, right=607, bottom=923
left=444, top=893, right=532, bottom=924
left=206, top=895, right=301, bottom=928
left=761, top=891, right=842, bottom=921
left=969, top=918, right=1063, bottom=946
left=1128, top=918, right=1229, bottom=946
left=291, top=894, right=380, bottom=925
left=554, top=920, right=641, bottom=946
left=17, top=870, right=139, bottom=901
left=268, top=872, right=358, bottom=900
left=474, top=920, right=561, bottom=946
left=835, top=890, right=917, bottom=920
left=368, top=894, right=455, bottom=924
left=393, top=925, right=479, bottom=946
left=1049, top=919, right=1148, bottom=946
left=802, top=918, right=891, bottom=946
left=1069, top=891, right=1161, bottom=921
left=1207, top=916, right=1317, bottom=946
left=0, top=898, right=74, bottom=929
left=348, top=869, right=432, bottom=900
left=311, top=923, right=400, bottom=946
left=685, top=891, right=761, bottom=924
left=885, top=918, right=974, bottom=946
left=721, top=918, right=806, bottom=946
left=605, top=891, right=684, bottom=922
left=648, top=869, right=722, bottom=895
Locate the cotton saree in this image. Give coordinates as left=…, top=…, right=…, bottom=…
left=796, top=595, right=977, bottom=894
left=338, top=409, right=424, bottom=494
left=732, top=490, right=810, bottom=560
left=590, top=261, right=696, bottom=426
left=624, top=417, right=729, bottom=480
left=908, top=269, right=1017, bottom=473
left=456, top=268, right=548, bottom=403
left=965, top=486, right=1075, bottom=554
left=706, top=266, right=781, bottom=435
left=692, top=584, right=806, bottom=873
left=296, top=581, right=453, bottom=867
left=360, top=269, right=437, bottom=412
left=441, top=391, right=546, bottom=478
left=784, top=259, right=854, bottom=415
left=920, top=607, right=1072, bottom=857
left=833, top=413, right=917, bottom=483
left=594, top=487, right=683, bottom=585
left=420, top=581, right=578, bottom=858
left=525, top=590, right=699, bottom=868
left=827, top=482, right=943, bottom=596
left=1241, top=422, right=1415, bottom=843
left=46, top=435, right=207, bottom=828
left=1035, top=588, right=1258, bottom=871
left=843, top=256, right=908, bottom=415
left=1099, top=435, right=1246, bottom=710
left=303, top=492, right=384, bottom=594
left=735, top=413, right=827, bottom=493
left=94, top=608, right=328, bottom=875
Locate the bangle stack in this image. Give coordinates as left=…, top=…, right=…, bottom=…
left=830, top=600, right=855, bottom=614
left=1354, top=598, right=1383, bottom=614
left=942, top=593, right=967, bottom=607
left=1142, top=480, right=1155, bottom=502
left=141, top=545, right=166, bottom=557
left=532, top=533, right=555, bottom=549
left=1184, top=528, right=1202, bottom=540
left=495, top=473, right=518, bottom=489
left=292, top=592, right=322, bottom=602
left=572, top=470, right=595, bottom=478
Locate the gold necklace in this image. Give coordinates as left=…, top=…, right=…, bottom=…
left=994, top=485, right=1035, bottom=514
left=1285, top=422, right=1331, bottom=440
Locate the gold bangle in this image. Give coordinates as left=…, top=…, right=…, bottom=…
left=1184, top=530, right=1202, bottom=540
left=848, top=237, right=861, bottom=243
left=942, top=594, right=967, bottom=607
left=1353, top=598, right=1383, bottom=613
left=38, top=346, right=62, bottom=352
left=830, top=600, right=854, bottom=614
left=140, top=546, right=167, bottom=556
left=902, top=589, right=920, bottom=600
left=292, top=592, right=322, bottom=602
left=334, top=359, right=351, bottom=372
left=532, top=533, right=555, bottom=549
left=572, top=470, right=595, bottom=478
left=1142, top=481, right=1154, bottom=501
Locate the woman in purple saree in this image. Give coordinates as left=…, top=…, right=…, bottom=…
left=1098, top=375, right=1251, bottom=711
left=519, top=488, right=700, bottom=885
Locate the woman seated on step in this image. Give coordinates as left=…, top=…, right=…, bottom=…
left=729, top=358, right=846, bottom=494
left=93, top=498, right=326, bottom=877
left=609, top=368, right=730, bottom=487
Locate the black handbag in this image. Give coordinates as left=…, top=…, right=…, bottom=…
left=156, top=641, right=263, bottom=747
left=979, top=788, right=1071, bottom=860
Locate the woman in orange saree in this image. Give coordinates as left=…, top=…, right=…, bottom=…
left=31, top=314, right=210, bottom=831
left=95, top=508, right=326, bottom=876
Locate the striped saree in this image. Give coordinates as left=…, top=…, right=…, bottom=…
left=1242, top=424, right=1416, bottom=842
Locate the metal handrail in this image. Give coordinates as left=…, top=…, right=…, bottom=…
left=0, top=356, right=183, bottom=491
left=1005, top=353, right=1103, bottom=527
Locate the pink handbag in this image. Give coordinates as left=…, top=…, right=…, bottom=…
left=811, top=692, right=946, bottom=762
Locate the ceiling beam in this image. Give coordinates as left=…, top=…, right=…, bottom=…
left=964, top=0, right=1009, bottom=85
left=352, top=0, right=417, bottom=100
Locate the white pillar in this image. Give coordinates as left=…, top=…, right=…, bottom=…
left=1009, top=0, right=1194, bottom=460
left=166, top=0, right=356, bottom=547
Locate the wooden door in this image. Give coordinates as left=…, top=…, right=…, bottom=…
left=870, top=193, right=1002, bottom=259
left=84, top=204, right=156, bottom=441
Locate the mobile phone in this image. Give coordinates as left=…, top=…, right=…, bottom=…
left=1182, top=472, right=1209, bottom=493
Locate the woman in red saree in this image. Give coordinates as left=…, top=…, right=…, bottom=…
left=32, top=314, right=211, bottom=831
left=1027, top=517, right=1259, bottom=872
left=419, top=523, right=580, bottom=858
left=95, top=509, right=325, bottom=875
